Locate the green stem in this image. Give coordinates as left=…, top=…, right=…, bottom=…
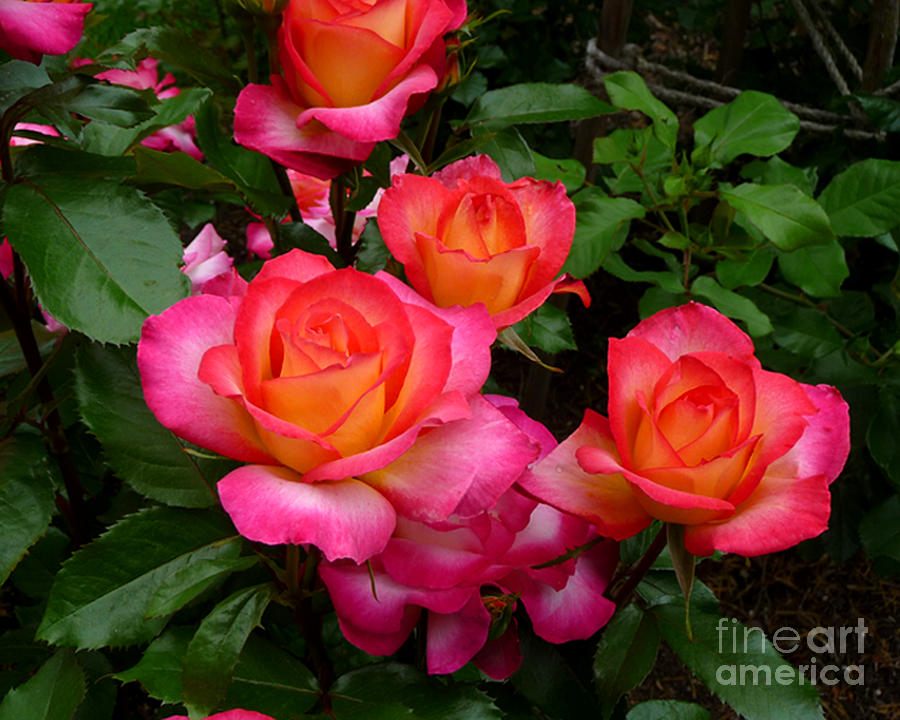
left=272, top=160, right=302, bottom=222
left=758, top=283, right=855, bottom=338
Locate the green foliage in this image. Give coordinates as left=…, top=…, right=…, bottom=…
left=0, top=650, right=85, bottom=720
left=37, top=507, right=240, bottom=648
left=182, top=584, right=274, bottom=718
left=74, top=343, right=228, bottom=507
left=593, top=605, right=660, bottom=719
left=3, top=175, right=189, bottom=344
left=0, top=434, right=55, bottom=585
left=464, top=83, right=614, bottom=130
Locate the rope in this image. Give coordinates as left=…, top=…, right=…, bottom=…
left=584, top=39, right=885, bottom=143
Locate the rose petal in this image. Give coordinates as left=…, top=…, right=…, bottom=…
left=218, top=465, right=397, bottom=562
left=427, top=593, right=491, bottom=675
left=138, top=295, right=273, bottom=464
left=518, top=410, right=652, bottom=540
left=0, top=0, right=92, bottom=63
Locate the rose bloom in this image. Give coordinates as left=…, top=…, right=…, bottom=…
left=378, top=155, right=590, bottom=329
left=0, top=0, right=91, bottom=63
left=519, top=303, right=850, bottom=556
left=320, top=397, right=616, bottom=679
left=95, top=58, right=203, bottom=161
left=138, top=249, right=539, bottom=562
left=234, top=0, right=466, bottom=178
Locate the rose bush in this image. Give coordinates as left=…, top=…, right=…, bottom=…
left=234, top=0, right=466, bottom=178
left=378, top=155, right=590, bottom=328
left=0, top=0, right=91, bottom=63
left=138, top=249, right=539, bottom=562
left=320, top=397, right=616, bottom=678
left=520, top=302, right=850, bottom=556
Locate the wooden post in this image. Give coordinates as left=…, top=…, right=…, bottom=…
left=862, top=0, right=900, bottom=92
left=716, top=0, right=753, bottom=86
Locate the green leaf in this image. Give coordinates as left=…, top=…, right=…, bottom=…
left=691, top=276, right=773, bottom=336
left=147, top=547, right=255, bottom=618
left=74, top=342, right=226, bottom=508
left=194, top=101, right=292, bottom=217
left=66, top=83, right=155, bottom=127
left=133, top=146, right=236, bottom=191
left=593, top=605, right=660, bottom=719
left=716, top=248, right=775, bottom=289
left=37, top=507, right=238, bottom=648
left=0, top=60, right=51, bottom=117
left=777, top=239, right=848, bottom=297
left=597, top=129, right=673, bottom=196
left=532, top=151, right=586, bottom=193
left=692, top=91, right=799, bottom=166
left=817, top=159, right=900, bottom=237
left=14, top=146, right=135, bottom=180
left=101, top=27, right=238, bottom=90
left=769, top=307, right=844, bottom=358
left=114, top=626, right=192, bottom=704
left=3, top=176, right=189, bottom=344
left=0, top=433, right=55, bottom=585
left=0, top=650, right=85, bottom=720
left=224, top=635, right=321, bottom=717
left=72, top=652, right=116, bottom=720
left=182, top=583, right=274, bottom=719
left=627, top=700, right=711, bottom=720
left=740, top=157, right=817, bottom=197
left=643, top=575, right=823, bottom=720
left=117, top=630, right=321, bottom=713
left=719, top=183, right=835, bottom=251
left=855, top=94, right=900, bottom=132
left=867, top=393, right=900, bottom=489
left=859, top=495, right=900, bottom=560
left=473, top=126, right=536, bottom=181
left=278, top=222, right=344, bottom=268
left=512, top=302, right=577, bottom=354
left=329, top=663, right=502, bottom=720
left=603, top=253, right=684, bottom=295
left=562, top=191, right=645, bottom=278
left=603, top=71, right=678, bottom=150
left=512, top=631, right=602, bottom=720
left=464, top=83, right=614, bottom=129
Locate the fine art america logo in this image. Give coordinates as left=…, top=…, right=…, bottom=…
left=715, top=617, right=868, bottom=686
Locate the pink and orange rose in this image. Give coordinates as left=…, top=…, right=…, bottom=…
left=234, top=0, right=466, bottom=178
left=0, top=0, right=92, bottom=64
left=138, top=249, right=539, bottom=562
left=378, top=155, right=590, bottom=328
left=520, top=303, right=850, bottom=556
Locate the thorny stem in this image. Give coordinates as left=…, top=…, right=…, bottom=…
left=272, top=160, right=302, bottom=222
left=330, top=175, right=357, bottom=266
left=608, top=526, right=667, bottom=608
left=292, top=545, right=332, bottom=694
left=0, top=257, right=87, bottom=545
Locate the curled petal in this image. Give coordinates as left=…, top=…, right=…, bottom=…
left=0, top=0, right=92, bottom=63
left=218, top=465, right=397, bottom=562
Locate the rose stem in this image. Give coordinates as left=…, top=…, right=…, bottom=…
left=331, top=175, right=357, bottom=267
left=291, top=545, right=333, bottom=693
left=0, top=135, right=87, bottom=545
left=607, top=526, right=667, bottom=608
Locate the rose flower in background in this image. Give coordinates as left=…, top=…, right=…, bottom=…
left=246, top=155, right=410, bottom=257
left=521, top=302, right=850, bottom=556
left=0, top=0, right=92, bottom=63
left=234, top=0, right=467, bottom=178
left=93, top=57, right=203, bottom=160
left=378, top=155, right=590, bottom=329
left=138, top=248, right=539, bottom=562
